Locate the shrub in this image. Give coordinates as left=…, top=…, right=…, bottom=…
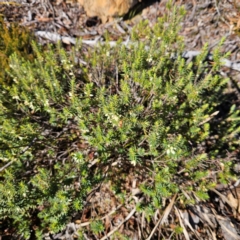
left=0, top=4, right=239, bottom=239
left=0, top=17, right=35, bottom=85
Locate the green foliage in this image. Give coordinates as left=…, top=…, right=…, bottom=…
left=90, top=220, right=104, bottom=235
left=0, top=17, right=35, bottom=85
left=0, top=4, right=239, bottom=238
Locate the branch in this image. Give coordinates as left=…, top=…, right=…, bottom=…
left=146, top=194, right=177, bottom=240
left=35, top=31, right=240, bottom=72
left=182, top=51, right=240, bottom=72
left=0, top=137, right=37, bottom=172
left=100, top=204, right=138, bottom=240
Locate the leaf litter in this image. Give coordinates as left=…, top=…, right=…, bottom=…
left=1, top=0, right=240, bottom=239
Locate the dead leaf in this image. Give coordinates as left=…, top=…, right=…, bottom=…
left=227, top=193, right=238, bottom=210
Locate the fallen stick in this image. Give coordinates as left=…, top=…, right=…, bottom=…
left=35, top=31, right=240, bottom=72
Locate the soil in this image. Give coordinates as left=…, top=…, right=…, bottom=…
left=1, top=0, right=240, bottom=239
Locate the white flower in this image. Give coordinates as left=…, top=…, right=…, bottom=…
left=166, top=145, right=176, bottom=155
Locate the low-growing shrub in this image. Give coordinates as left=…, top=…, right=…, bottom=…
left=0, top=17, right=35, bottom=85
left=0, top=4, right=239, bottom=239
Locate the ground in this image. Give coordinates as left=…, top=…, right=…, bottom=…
left=1, top=0, right=240, bottom=239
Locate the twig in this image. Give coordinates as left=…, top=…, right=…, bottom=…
left=174, top=206, right=190, bottom=240
left=99, top=196, right=143, bottom=239
left=0, top=160, right=14, bottom=172
left=146, top=194, right=177, bottom=240
left=0, top=137, right=37, bottom=172
left=35, top=31, right=240, bottom=72
left=100, top=206, right=137, bottom=240
left=181, top=50, right=240, bottom=72
left=189, top=0, right=197, bottom=22
left=213, top=0, right=230, bottom=27
left=211, top=188, right=237, bottom=217
left=75, top=189, right=142, bottom=229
